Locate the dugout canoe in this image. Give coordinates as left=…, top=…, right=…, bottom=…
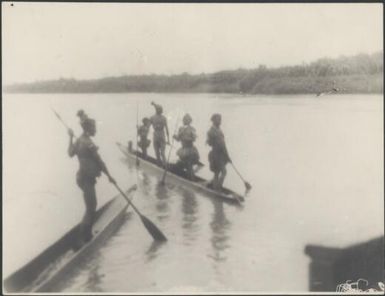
left=117, top=142, right=244, bottom=204
left=3, top=192, right=132, bottom=293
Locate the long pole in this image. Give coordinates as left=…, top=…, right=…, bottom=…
left=230, top=162, right=252, bottom=192
left=136, top=103, right=140, bottom=166
left=160, top=114, right=179, bottom=186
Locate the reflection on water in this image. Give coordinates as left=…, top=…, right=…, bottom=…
left=140, top=172, right=151, bottom=192
left=59, top=248, right=105, bottom=292
left=84, top=259, right=104, bottom=292
left=154, top=183, right=170, bottom=221
left=136, top=170, right=152, bottom=197
left=145, top=241, right=164, bottom=263
left=122, top=157, right=133, bottom=170
left=180, top=188, right=199, bottom=245
left=4, top=93, right=382, bottom=292
left=209, top=200, right=231, bottom=264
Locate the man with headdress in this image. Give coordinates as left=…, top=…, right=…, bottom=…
left=68, top=110, right=116, bottom=249
left=137, top=117, right=151, bottom=158
left=150, top=101, right=170, bottom=166
left=173, top=113, right=203, bottom=180
left=206, top=113, right=231, bottom=191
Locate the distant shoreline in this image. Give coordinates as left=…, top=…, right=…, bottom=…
left=4, top=52, right=383, bottom=95
left=3, top=89, right=383, bottom=95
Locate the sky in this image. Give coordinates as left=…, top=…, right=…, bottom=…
left=2, top=2, right=383, bottom=84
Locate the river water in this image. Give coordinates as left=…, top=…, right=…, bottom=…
left=3, top=93, right=383, bottom=292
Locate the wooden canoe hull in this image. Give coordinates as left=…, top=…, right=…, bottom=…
left=117, top=142, right=244, bottom=204
left=4, top=193, right=129, bottom=293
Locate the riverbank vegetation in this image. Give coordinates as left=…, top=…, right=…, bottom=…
left=5, top=52, right=383, bottom=94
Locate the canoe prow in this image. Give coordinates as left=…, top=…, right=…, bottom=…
left=4, top=192, right=130, bottom=293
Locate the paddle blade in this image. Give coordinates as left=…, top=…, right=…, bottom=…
left=140, top=214, right=167, bottom=242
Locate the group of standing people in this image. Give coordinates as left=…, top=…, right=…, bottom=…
left=137, top=101, right=231, bottom=191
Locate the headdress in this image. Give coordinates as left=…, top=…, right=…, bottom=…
left=211, top=113, right=221, bottom=123
left=77, top=109, right=95, bottom=131
left=183, top=113, right=192, bottom=125
left=151, top=102, right=163, bottom=113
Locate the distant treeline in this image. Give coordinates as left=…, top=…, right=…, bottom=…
left=5, top=52, right=383, bottom=94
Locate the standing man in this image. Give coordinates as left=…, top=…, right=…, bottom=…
left=68, top=110, right=116, bottom=249
left=206, top=113, right=231, bottom=191
left=150, top=101, right=170, bottom=166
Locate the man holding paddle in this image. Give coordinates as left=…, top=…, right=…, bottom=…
left=206, top=113, right=231, bottom=191
left=53, top=108, right=167, bottom=243
left=68, top=110, right=116, bottom=249
left=206, top=113, right=252, bottom=194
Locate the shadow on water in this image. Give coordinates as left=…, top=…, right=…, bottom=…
left=208, top=199, right=231, bottom=266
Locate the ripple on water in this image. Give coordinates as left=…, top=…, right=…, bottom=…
left=4, top=94, right=383, bottom=293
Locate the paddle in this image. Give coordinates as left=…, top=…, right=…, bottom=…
left=51, top=108, right=167, bottom=242
left=160, top=114, right=179, bottom=186
left=230, top=162, right=252, bottom=192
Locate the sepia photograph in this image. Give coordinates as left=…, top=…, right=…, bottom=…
left=2, top=1, right=384, bottom=294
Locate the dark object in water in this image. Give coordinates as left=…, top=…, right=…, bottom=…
left=305, top=236, right=384, bottom=292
